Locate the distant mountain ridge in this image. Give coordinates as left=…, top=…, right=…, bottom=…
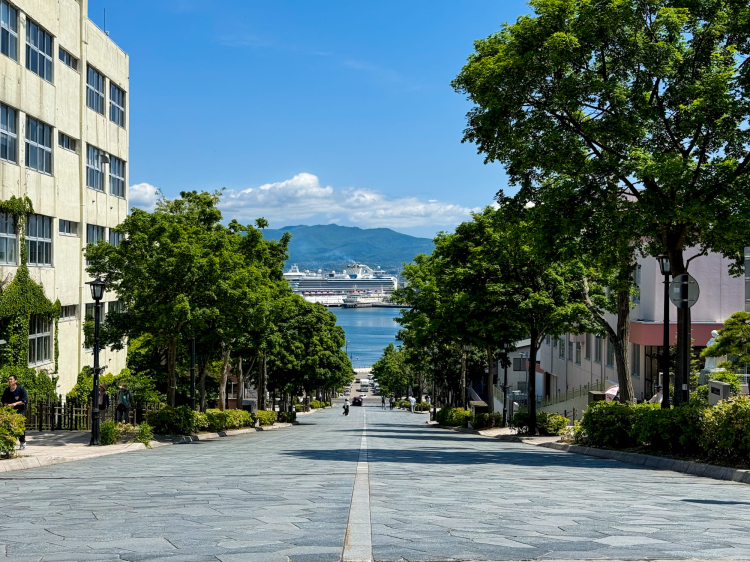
left=261, top=224, right=434, bottom=273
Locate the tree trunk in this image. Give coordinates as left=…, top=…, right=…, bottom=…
left=259, top=352, right=267, bottom=411
left=527, top=327, right=539, bottom=435
left=218, top=347, right=231, bottom=411
left=198, top=357, right=207, bottom=412
left=461, top=347, right=467, bottom=409
left=486, top=345, right=494, bottom=414
left=167, top=338, right=177, bottom=406
left=236, top=357, right=244, bottom=410
left=615, top=288, right=635, bottom=403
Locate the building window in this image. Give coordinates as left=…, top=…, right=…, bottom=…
left=632, top=265, right=642, bottom=304
left=632, top=343, right=641, bottom=378
left=86, top=66, right=105, bottom=114
left=568, top=340, right=573, bottom=362
left=109, top=230, right=123, bottom=247
left=0, top=212, right=15, bottom=264
left=25, top=19, right=53, bottom=82
left=595, top=336, right=602, bottom=363
left=59, top=219, right=78, bottom=236
left=109, top=156, right=125, bottom=197
left=26, top=214, right=52, bottom=266
left=85, top=302, right=95, bottom=321
left=28, top=315, right=51, bottom=366
left=0, top=1, right=18, bottom=61
left=110, top=83, right=125, bottom=127
left=584, top=334, right=591, bottom=360
left=58, top=132, right=76, bottom=152
left=86, top=145, right=104, bottom=190
left=553, top=338, right=557, bottom=348
left=0, top=102, right=17, bottom=163
left=559, top=337, right=565, bottom=359
left=58, top=46, right=77, bottom=70
left=87, top=224, right=105, bottom=245
left=575, top=342, right=582, bottom=365
left=25, top=117, right=52, bottom=174
left=60, top=304, right=77, bottom=320
left=545, top=335, right=551, bottom=345
left=606, top=338, right=615, bottom=368
left=107, top=300, right=122, bottom=315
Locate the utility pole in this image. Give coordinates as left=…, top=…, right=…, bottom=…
left=461, top=345, right=469, bottom=409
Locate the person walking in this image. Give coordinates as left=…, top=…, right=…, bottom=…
left=343, top=398, right=350, bottom=416
left=381, top=395, right=386, bottom=410
left=649, top=386, right=664, bottom=404
left=389, top=396, right=394, bottom=410
left=98, top=384, right=110, bottom=419
left=115, top=384, right=133, bottom=424
left=409, top=395, right=416, bottom=413
left=2, top=374, right=28, bottom=450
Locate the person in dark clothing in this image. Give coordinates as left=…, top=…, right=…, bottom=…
left=2, top=375, right=28, bottom=450
left=115, top=384, right=133, bottom=423
left=98, top=384, right=110, bottom=412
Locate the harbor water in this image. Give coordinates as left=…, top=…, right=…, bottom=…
left=331, top=307, right=406, bottom=369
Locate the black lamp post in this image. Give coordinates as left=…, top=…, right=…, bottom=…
left=86, top=276, right=106, bottom=446
left=461, top=344, right=470, bottom=409
left=656, top=254, right=671, bottom=409
left=502, top=341, right=510, bottom=427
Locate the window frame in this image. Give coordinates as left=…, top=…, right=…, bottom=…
left=558, top=337, right=565, bottom=359
left=568, top=339, right=573, bottom=362
left=109, top=230, right=123, bottom=247
left=25, top=116, right=52, bottom=174
left=28, top=314, right=52, bottom=366
left=26, top=213, right=52, bottom=267
left=575, top=342, right=582, bottom=365
left=86, top=145, right=104, bottom=191
left=0, top=0, right=18, bottom=62
left=606, top=338, right=615, bottom=368
left=58, top=46, right=78, bottom=70
left=0, top=101, right=17, bottom=163
left=584, top=333, right=591, bottom=360
left=109, top=155, right=125, bottom=198
left=59, top=304, right=77, bottom=321
left=595, top=335, right=602, bottom=364
left=632, top=343, right=641, bottom=378
left=25, top=18, right=53, bottom=82
left=58, top=131, right=77, bottom=153
left=59, top=219, right=78, bottom=236
left=86, top=65, right=105, bottom=114
left=0, top=212, right=15, bottom=265
left=109, top=83, right=125, bottom=127
left=632, top=265, right=642, bottom=304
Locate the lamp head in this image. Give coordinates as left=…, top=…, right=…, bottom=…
left=656, top=254, right=671, bottom=276
left=87, top=276, right=106, bottom=301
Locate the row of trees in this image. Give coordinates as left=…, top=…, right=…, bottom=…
left=85, top=191, right=353, bottom=411
left=380, top=0, right=750, bottom=434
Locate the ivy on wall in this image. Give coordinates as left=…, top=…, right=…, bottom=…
left=0, top=197, right=60, bottom=371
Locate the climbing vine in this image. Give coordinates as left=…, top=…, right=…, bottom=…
left=0, top=197, right=60, bottom=370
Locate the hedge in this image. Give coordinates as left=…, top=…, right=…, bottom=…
left=575, top=398, right=750, bottom=467
left=147, top=406, right=254, bottom=435
left=435, top=407, right=472, bottom=427
left=511, top=411, right=569, bottom=435
left=0, top=406, right=25, bottom=456
left=257, top=410, right=277, bottom=426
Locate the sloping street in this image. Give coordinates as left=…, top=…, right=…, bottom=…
left=1, top=404, right=750, bottom=561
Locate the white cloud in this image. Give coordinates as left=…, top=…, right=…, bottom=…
left=220, top=173, right=478, bottom=229
left=129, top=183, right=160, bottom=212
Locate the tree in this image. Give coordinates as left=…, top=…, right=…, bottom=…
left=453, top=0, right=750, bottom=404
left=702, top=311, right=750, bottom=373
left=372, top=343, right=408, bottom=398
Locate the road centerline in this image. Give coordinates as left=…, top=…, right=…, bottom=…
left=344, top=408, right=373, bottom=562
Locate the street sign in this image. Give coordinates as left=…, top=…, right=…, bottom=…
left=669, top=273, right=700, bottom=308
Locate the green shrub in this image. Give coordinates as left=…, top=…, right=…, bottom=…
left=0, top=366, right=58, bottom=401
left=147, top=405, right=197, bottom=435
left=257, top=410, right=277, bottom=426
left=193, top=412, right=209, bottom=432
left=295, top=404, right=305, bottom=412
left=225, top=409, right=254, bottom=428
left=692, top=371, right=743, bottom=405
left=277, top=411, right=296, bottom=423
left=537, top=412, right=569, bottom=436
left=134, top=422, right=154, bottom=447
left=511, top=411, right=529, bottom=430
left=309, top=400, right=322, bottom=409
left=436, top=407, right=472, bottom=427
left=630, top=404, right=702, bottom=455
left=473, top=413, right=490, bottom=429
left=701, top=396, right=750, bottom=466
left=579, top=401, right=640, bottom=448
left=100, top=421, right=119, bottom=445
left=0, top=406, right=25, bottom=457
left=205, top=409, right=231, bottom=432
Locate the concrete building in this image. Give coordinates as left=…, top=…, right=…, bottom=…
left=0, top=0, right=128, bottom=394
left=536, top=250, right=745, bottom=412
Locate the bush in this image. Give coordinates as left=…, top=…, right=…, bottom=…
left=147, top=405, right=197, bottom=435
left=630, top=404, right=702, bottom=455
left=436, top=407, right=472, bottom=427
left=294, top=404, right=305, bottom=412
left=100, top=421, right=119, bottom=445
left=134, top=422, right=154, bottom=447
left=0, top=406, right=25, bottom=457
left=277, top=411, right=296, bottom=423
left=578, top=401, right=641, bottom=448
left=537, top=412, right=569, bottom=436
left=67, top=367, right=163, bottom=403
left=0, top=366, right=58, bottom=401
left=692, top=371, right=743, bottom=405
left=225, top=409, right=254, bottom=429
left=511, top=411, right=529, bottom=430
left=310, top=400, right=322, bottom=409
left=205, top=409, right=231, bottom=432
left=193, top=412, right=209, bottom=432
left=701, top=397, right=750, bottom=466
left=257, top=410, right=277, bottom=426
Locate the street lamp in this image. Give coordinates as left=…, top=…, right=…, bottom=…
left=461, top=344, right=470, bottom=409
left=657, top=254, right=671, bottom=409
left=86, top=276, right=106, bottom=446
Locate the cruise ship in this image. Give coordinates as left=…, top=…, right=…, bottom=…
left=284, top=264, right=398, bottom=305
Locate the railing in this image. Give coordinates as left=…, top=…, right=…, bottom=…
left=22, top=394, right=162, bottom=431
left=539, top=380, right=605, bottom=408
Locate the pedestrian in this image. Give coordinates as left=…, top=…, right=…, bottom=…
left=389, top=396, right=394, bottom=410
left=2, top=374, right=28, bottom=450
left=343, top=398, right=350, bottom=416
left=98, top=383, right=110, bottom=416
left=649, top=386, right=664, bottom=404
left=381, top=395, right=386, bottom=410
left=116, top=384, right=133, bottom=424
left=426, top=395, right=431, bottom=406
left=409, top=395, right=416, bottom=413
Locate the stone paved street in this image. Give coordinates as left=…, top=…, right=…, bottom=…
left=2, top=403, right=750, bottom=561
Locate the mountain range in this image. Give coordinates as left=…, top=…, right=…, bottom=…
left=261, top=224, right=434, bottom=273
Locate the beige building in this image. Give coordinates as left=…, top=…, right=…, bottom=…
left=0, top=0, right=128, bottom=394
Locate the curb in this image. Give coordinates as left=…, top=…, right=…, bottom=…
left=538, top=441, right=750, bottom=485
left=172, top=423, right=293, bottom=443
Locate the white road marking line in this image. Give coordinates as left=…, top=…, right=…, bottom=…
left=343, top=409, right=372, bottom=562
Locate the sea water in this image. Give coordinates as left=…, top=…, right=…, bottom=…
left=331, top=307, right=406, bottom=369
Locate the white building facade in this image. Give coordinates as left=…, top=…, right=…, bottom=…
left=0, top=0, right=128, bottom=394
left=537, top=250, right=745, bottom=403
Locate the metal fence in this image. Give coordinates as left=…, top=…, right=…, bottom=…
left=23, top=394, right=162, bottom=431
left=539, top=380, right=606, bottom=408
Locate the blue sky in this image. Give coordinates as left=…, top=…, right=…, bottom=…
left=89, top=0, right=532, bottom=238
